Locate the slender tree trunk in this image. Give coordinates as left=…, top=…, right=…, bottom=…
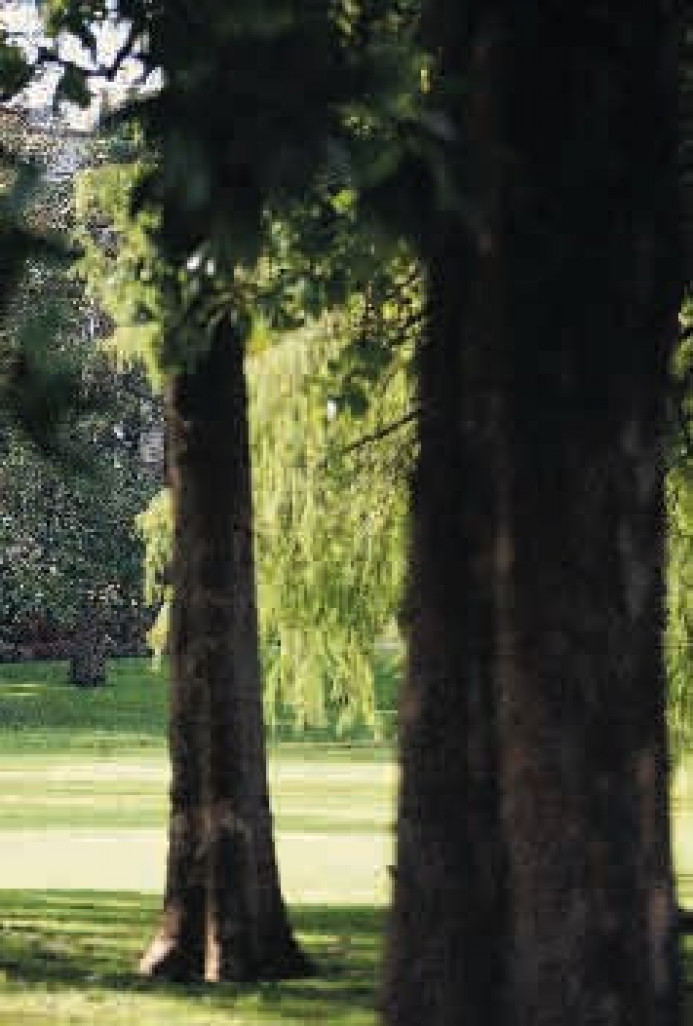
left=140, top=322, right=309, bottom=983
left=385, top=3, right=681, bottom=1025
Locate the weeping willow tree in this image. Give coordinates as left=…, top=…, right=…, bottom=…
left=666, top=6, right=693, bottom=764
left=251, top=298, right=414, bottom=733
left=668, top=294, right=693, bottom=758
left=139, top=279, right=416, bottom=734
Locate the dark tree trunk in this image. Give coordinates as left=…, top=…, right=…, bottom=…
left=140, top=323, right=309, bottom=983
left=382, top=8, right=509, bottom=1026
left=499, top=8, right=681, bottom=1023
left=385, top=4, right=681, bottom=1026
left=70, top=609, right=106, bottom=688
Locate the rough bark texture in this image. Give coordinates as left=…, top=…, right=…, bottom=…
left=499, top=8, right=681, bottom=1023
left=382, top=8, right=509, bottom=1026
left=139, top=323, right=309, bottom=983
left=385, top=4, right=681, bottom=1026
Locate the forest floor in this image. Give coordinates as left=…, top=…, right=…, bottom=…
left=1, top=659, right=693, bottom=1023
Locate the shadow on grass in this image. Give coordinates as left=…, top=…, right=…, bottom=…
left=0, top=891, right=384, bottom=1023
left=11, top=891, right=693, bottom=1023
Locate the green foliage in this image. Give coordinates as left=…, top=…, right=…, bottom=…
left=0, top=104, right=104, bottom=454
left=668, top=294, right=693, bottom=756
left=74, top=159, right=167, bottom=382
left=42, top=0, right=432, bottom=366
left=34, top=0, right=431, bottom=737
left=0, top=145, right=67, bottom=441
left=251, top=301, right=414, bottom=734
left=1, top=293, right=100, bottom=463
left=137, top=307, right=412, bottom=735
left=135, top=486, right=171, bottom=657
left=0, top=113, right=159, bottom=650
left=0, top=657, right=167, bottom=752
left=0, top=381, right=155, bottom=650
left=0, top=30, right=32, bottom=101
left=50, top=0, right=424, bottom=735
left=54, top=60, right=93, bottom=108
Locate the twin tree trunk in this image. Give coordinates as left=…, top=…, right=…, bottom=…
left=385, top=4, right=681, bottom=1026
left=140, top=323, right=308, bottom=982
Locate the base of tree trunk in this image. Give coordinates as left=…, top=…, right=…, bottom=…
left=138, top=921, right=313, bottom=983
left=138, top=930, right=204, bottom=983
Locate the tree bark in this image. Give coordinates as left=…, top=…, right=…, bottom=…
left=385, top=4, right=681, bottom=1026
left=139, top=322, right=309, bottom=983
left=382, top=8, right=509, bottom=1026
left=499, top=8, right=681, bottom=1023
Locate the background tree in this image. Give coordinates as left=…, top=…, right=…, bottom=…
left=665, top=10, right=693, bottom=759
left=41, top=0, right=400, bottom=982
left=666, top=295, right=693, bottom=755
left=0, top=358, right=158, bottom=674
left=0, top=97, right=159, bottom=682
left=47, top=0, right=428, bottom=980
left=251, top=293, right=414, bottom=736
left=0, top=107, right=84, bottom=448
left=66, top=124, right=313, bottom=979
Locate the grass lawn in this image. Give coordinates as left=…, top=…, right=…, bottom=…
left=0, top=659, right=393, bottom=1024
left=0, top=893, right=384, bottom=1025
left=0, top=659, right=169, bottom=755
left=2, top=658, right=693, bottom=1022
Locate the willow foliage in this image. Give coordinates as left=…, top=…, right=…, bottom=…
left=137, top=299, right=413, bottom=734
left=668, top=294, right=693, bottom=757
left=73, top=108, right=417, bottom=734
left=250, top=304, right=413, bottom=732
left=51, top=0, right=426, bottom=733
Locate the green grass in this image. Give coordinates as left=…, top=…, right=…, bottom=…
left=0, top=658, right=392, bottom=1023
left=3, top=659, right=693, bottom=1021
left=0, top=657, right=397, bottom=753
left=0, top=659, right=169, bottom=754
left=0, top=892, right=384, bottom=1025
left=0, top=745, right=395, bottom=834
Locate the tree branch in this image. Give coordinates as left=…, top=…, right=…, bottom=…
left=336, top=406, right=420, bottom=458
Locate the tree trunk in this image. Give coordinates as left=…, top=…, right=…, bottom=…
left=140, top=322, right=309, bottom=983
left=70, top=609, right=106, bottom=687
left=385, top=4, right=681, bottom=1026
left=499, top=8, right=681, bottom=1023
left=382, top=8, right=509, bottom=1026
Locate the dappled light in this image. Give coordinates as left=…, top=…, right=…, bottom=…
left=0, top=893, right=383, bottom=1025
left=0, top=659, right=395, bottom=1021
